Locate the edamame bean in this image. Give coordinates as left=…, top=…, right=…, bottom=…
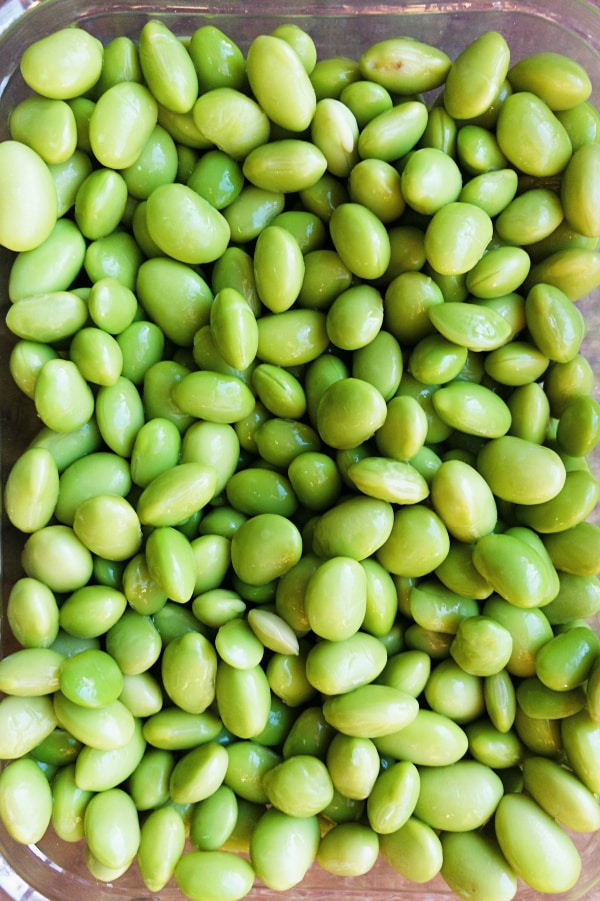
left=509, top=51, right=592, bottom=110
left=379, top=817, right=443, bottom=884
left=249, top=809, right=320, bottom=891
left=367, top=761, right=420, bottom=834
left=441, top=832, right=518, bottom=901
left=175, top=850, right=254, bottom=901
left=359, top=37, right=451, bottom=94
left=20, top=27, right=103, bottom=99
left=416, top=759, right=504, bottom=830
left=496, top=91, right=572, bottom=176
left=494, top=793, right=582, bottom=892
left=0, top=757, right=53, bottom=844
left=246, top=34, right=316, bottom=132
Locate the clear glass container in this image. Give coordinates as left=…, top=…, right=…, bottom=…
left=1, top=1, right=600, bottom=899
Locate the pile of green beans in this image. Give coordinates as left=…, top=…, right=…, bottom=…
left=3, top=18, right=600, bottom=901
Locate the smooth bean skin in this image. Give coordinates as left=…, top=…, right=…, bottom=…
left=169, top=741, right=228, bottom=805
left=316, top=822, right=379, bottom=877
left=496, top=189, right=564, bottom=248
left=329, top=202, right=391, bottom=280
left=59, top=648, right=123, bottom=707
left=142, top=709, right=222, bottom=751
left=96, top=377, right=145, bottom=457
left=70, top=327, right=123, bottom=386
left=51, top=763, right=93, bottom=842
left=304, top=557, right=367, bottom=641
left=517, top=676, right=585, bottom=720
left=224, top=741, right=280, bottom=805
left=536, top=627, right=600, bottom=691
left=84, top=788, right=140, bottom=870
left=525, top=282, right=584, bottom=363
left=216, top=662, right=271, bottom=739
left=440, top=831, right=518, bottom=901
left=306, top=631, right=386, bottom=695
left=543, top=522, right=600, bottom=576
left=136, top=462, right=217, bottom=527
left=250, top=809, right=320, bottom=891
left=483, top=596, right=553, bottom=678
left=146, top=183, right=230, bottom=264
left=0, top=648, right=62, bottom=697
left=175, top=850, right=255, bottom=901
left=556, top=394, right=600, bottom=457
left=190, top=784, right=238, bottom=851
left=359, top=37, right=450, bottom=93
left=136, top=258, right=213, bottom=346
left=473, top=532, right=559, bottom=609
left=426, top=657, right=485, bottom=725
left=138, top=19, right=197, bottom=114
left=229, top=513, right=302, bottom=587
left=379, top=817, right=443, bottom=884
left=7, top=290, right=88, bottom=344
left=188, top=25, right=245, bottom=92
left=90, top=82, right=157, bottom=169
left=557, top=99, right=600, bottom=149
left=450, top=615, right=513, bottom=677
left=352, top=330, right=403, bottom=402
left=496, top=91, right=572, bottom=176
left=20, top=26, right=103, bottom=98
left=340, top=80, right=392, bottom=127
left=377, top=505, right=450, bottom=578
left=477, top=435, right=566, bottom=504
left=430, top=458, right=497, bottom=542
left=323, top=684, right=419, bottom=738
left=129, top=418, right=181, bottom=489
left=119, top=672, right=163, bottom=718
left=106, top=611, right=162, bottom=675
left=508, top=50, right=592, bottom=110
left=312, top=496, right=394, bottom=560
left=9, top=340, right=58, bottom=398
left=415, top=760, right=503, bottom=831
left=522, top=756, right=600, bottom=833
left=53, top=691, right=135, bottom=751
left=348, top=158, right=404, bottom=224
left=7, top=578, right=60, bottom=649
left=424, top=202, right=493, bottom=276
left=74, top=717, right=146, bottom=792
left=495, top=793, right=582, bottom=892
left=22, top=524, right=94, bottom=594
left=375, top=709, right=468, bottom=766
left=444, top=31, right=510, bottom=119
left=367, top=761, right=420, bottom=834
left=515, top=470, right=600, bottom=537
left=173, top=370, right=255, bottom=424
left=0, top=757, right=53, bottom=844
left=432, top=381, right=511, bottom=439
left=246, top=34, right=316, bottom=132
left=9, top=216, right=85, bottom=303
left=137, top=807, right=186, bottom=893
left=74, top=167, right=127, bottom=239
left=4, top=447, right=59, bottom=534
left=325, top=733, right=380, bottom=800
left=210, top=288, right=258, bottom=371
left=244, top=140, right=327, bottom=194
left=253, top=225, right=305, bottom=314
left=562, top=709, right=600, bottom=794
left=34, top=358, right=94, bottom=432
left=400, top=148, right=462, bottom=216
left=49, top=149, right=94, bottom=217
left=161, top=631, right=216, bottom=715
left=317, top=378, right=387, bottom=450
left=262, top=754, right=334, bottom=817
left=72, top=494, right=141, bottom=562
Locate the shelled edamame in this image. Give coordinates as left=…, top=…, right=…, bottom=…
left=2, top=17, right=600, bottom=901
